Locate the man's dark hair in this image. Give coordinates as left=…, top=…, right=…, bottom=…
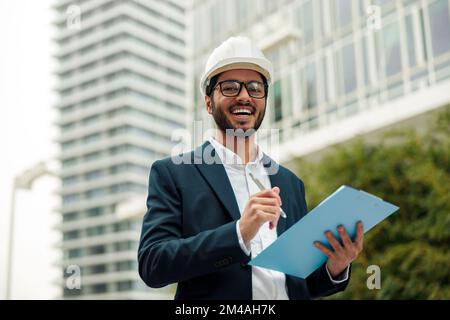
left=205, top=74, right=220, bottom=97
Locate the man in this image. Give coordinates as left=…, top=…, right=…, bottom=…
left=138, top=36, right=364, bottom=300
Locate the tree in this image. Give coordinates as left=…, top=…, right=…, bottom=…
left=294, top=106, right=450, bottom=299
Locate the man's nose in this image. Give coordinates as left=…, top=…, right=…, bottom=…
left=236, top=84, right=251, bottom=102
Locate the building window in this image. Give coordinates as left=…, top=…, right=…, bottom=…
left=117, top=281, right=132, bottom=292
left=86, top=207, right=103, bottom=217
left=82, top=115, right=99, bottom=126
left=404, top=14, right=417, bottom=68
left=62, top=194, right=80, bottom=205
left=89, top=264, right=106, bottom=275
left=419, top=8, right=429, bottom=62
left=115, top=241, right=132, bottom=252
left=85, top=151, right=101, bottom=162
left=88, top=245, right=106, bottom=255
left=302, top=63, right=318, bottom=110
left=272, top=80, right=283, bottom=122
left=324, top=50, right=338, bottom=102
left=428, top=0, right=450, bottom=58
left=302, top=1, right=314, bottom=44
left=63, top=230, right=80, bottom=241
left=67, top=248, right=82, bottom=259
left=114, top=222, right=131, bottom=233
left=237, top=0, right=248, bottom=27
left=376, top=0, right=393, bottom=6
left=116, top=260, right=135, bottom=271
left=85, top=170, right=103, bottom=181
left=361, top=36, right=371, bottom=86
left=84, top=133, right=101, bottom=144
left=320, top=0, right=332, bottom=36
left=91, top=284, right=107, bottom=294
left=86, top=225, right=105, bottom=237
left=62, top=140, right=77, bottom=150
left=85, top=188, right=107, bottom=199
left=321, top=56, right=329, bottom=103
left=282, top=74, right=293, bottom=117
left=381, top=21, right=402, bottom=77
left=211, top=5, right=220, bottom=37
left=342, top=42, right=357, bottom=93
left=336, top=0, right=353, bottom=28
left=63, top=212, right=79, bottom=222
left=62, top=176, right=78, bottom=186
left=61, top=123, right=76, bottom=132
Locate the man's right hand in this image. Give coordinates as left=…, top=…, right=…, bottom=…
left=239, top=187, right=282, bottom=244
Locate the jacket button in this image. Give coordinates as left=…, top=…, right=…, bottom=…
left=240, top=263, right=248, bottom=268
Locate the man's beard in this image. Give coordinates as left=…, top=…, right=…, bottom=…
left=210, top=99, right=266, bottom=138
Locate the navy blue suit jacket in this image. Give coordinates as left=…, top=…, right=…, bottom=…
left=138, top=141, right=350, bottom=299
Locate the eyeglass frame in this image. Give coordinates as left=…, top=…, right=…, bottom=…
left=212, top=79, right=269, bottom=99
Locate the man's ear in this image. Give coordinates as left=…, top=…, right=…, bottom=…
left=205, top=95, right=212, bottom=114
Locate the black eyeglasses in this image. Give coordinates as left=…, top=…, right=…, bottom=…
left=213, top=80, right=268, bottom=99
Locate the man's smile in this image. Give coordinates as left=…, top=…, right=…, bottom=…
left=229, top=105, right=256, bottom=122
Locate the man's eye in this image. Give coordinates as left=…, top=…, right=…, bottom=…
left=248, top=85, right=262, bottom=92
left=223, top=85, right=238, bottom=91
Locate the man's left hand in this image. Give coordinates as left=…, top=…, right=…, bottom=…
left=314, top=221, right=364, bottom=278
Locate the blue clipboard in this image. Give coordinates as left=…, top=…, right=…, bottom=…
left=248, top=185, right=399, bottom=279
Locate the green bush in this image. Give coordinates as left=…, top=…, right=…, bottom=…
left=294, top=107, right=450, bottom=299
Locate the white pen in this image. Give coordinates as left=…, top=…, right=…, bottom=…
left=248, top=172, right=287, bottom=219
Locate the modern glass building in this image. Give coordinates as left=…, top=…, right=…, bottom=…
left=188, top=0, right=450, bottom=161
left=53, top=0, right=186, bottom=299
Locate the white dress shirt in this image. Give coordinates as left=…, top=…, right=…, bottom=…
left=208, top=137, right=349, bottom=300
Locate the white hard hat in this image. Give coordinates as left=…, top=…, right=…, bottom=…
left=199, top=36, right=273, bottom=96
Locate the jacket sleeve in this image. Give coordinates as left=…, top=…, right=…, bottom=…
left=297, top=178, right=351, bottom=298
left=137, top=160, right=250, bottom=288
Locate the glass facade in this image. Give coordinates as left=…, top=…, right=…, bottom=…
left=191, top=0, right=450, bottom=144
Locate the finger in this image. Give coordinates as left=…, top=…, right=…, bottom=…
left=256, top=210, right=279, bottom=225
left=251, top=197, right=280, bottom=207
left=314, top=241, right=334, bottom=258
left=355, top=221, right=364, bottom=251
left=254, top=188, right=275, bottom=197
left=270, top=188, right=282, bottom=206
left=254, top=204, right=280, bottom=215
left=256, top=189, right=282, bottom=206
left=272, top=187, right=283, bottom=206
left=270, top=214, right=280, bottom=230
left=325, top=231, right=344, bottom=253
left=337, top=225, right=353, bottom=248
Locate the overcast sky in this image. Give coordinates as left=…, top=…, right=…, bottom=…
left=0, top=0, right=61, bottom=299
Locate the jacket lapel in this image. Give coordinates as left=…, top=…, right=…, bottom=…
left=194, top=141, right=241, bottom=221
left=194, top=141, right=290, bottom=235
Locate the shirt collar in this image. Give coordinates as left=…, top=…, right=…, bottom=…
left=208, top=137, right=264, bottom=166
